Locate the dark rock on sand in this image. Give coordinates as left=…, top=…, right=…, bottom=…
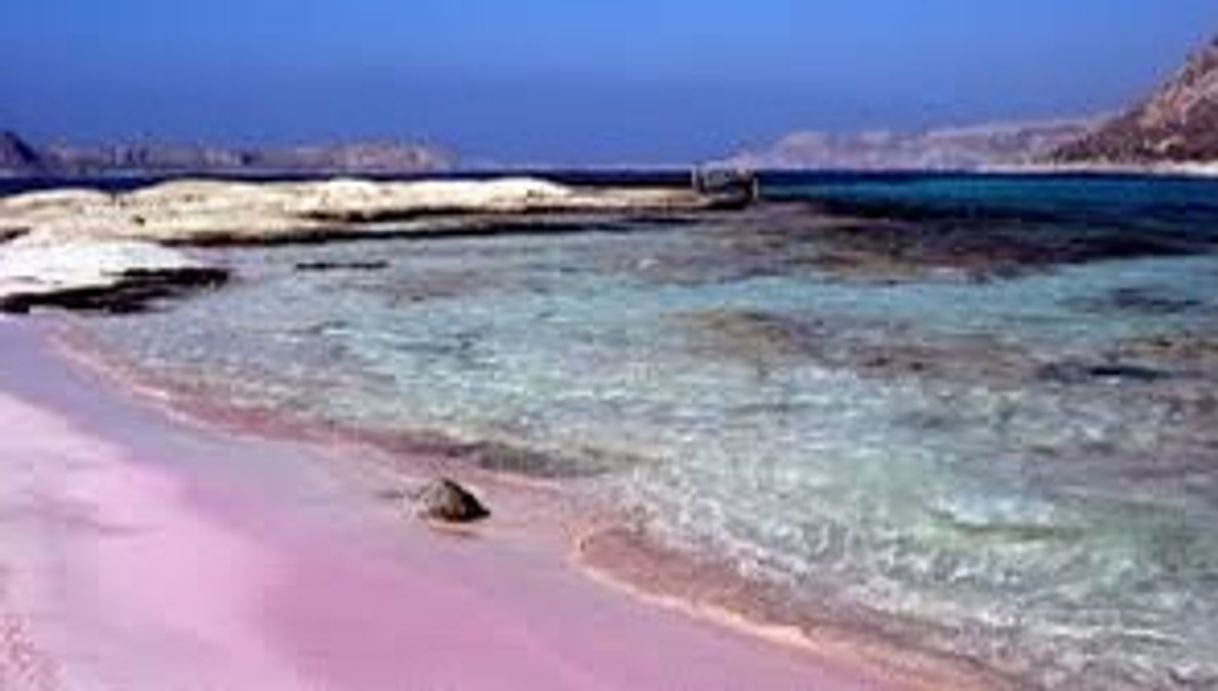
left=415, top=478, right=490, bottom=523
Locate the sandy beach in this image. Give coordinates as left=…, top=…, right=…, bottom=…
left=0, top=319, right=905, bottom=690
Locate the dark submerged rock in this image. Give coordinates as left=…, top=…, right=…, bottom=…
left=294, top=260, right=390, bottom=272
left=414, top=478, right=490, bottom=523
left=1067, top=286, right=1205, bottom=317
left=459, top=439, right=628, bottom=478
left=1117, top=333, right=1218, bottom=369
left=678, top=307, right=1038, bottom=384
left=1037, top=361, right=1172, bottom=385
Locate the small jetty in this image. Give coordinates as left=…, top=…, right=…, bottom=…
left=691, top=166, right=761, bottom=208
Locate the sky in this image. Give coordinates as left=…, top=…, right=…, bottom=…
left=3, top=1, right=1217, bottom=164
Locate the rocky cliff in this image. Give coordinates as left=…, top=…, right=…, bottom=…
left=1053, top=37, right=1218, bottom=164
left=728, top=119, right=1095, bottom=171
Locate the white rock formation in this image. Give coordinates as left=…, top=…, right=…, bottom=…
left=0, top=176, right=712, bottom=311
left=0, top=239, right=211, bottom=306
left=0, top=177, right=707, bottom=246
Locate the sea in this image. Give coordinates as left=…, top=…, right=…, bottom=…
left=9, top=171, right=1218, bottom=690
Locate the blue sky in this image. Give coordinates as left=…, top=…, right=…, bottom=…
left=3, top=1, right=1216, bottom=163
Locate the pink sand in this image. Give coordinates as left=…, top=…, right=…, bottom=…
left=0, top=321, right=894, bottom=690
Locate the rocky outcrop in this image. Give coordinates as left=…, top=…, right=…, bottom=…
left=0, top=176, right=721, bottom=314
left=1053, top=36, right=1218, bottom=164
left=0, top=177, right=718, bottom=246
left=0, top=240, right=228, bottom=314
left=0, top=132, right=41, bottom=173
left=414, top=478, right=490, bottom=523
left=728, top=119, right=1096, bottom=171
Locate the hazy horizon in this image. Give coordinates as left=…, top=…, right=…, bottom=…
left=4, top=1, right=1217, bottom=164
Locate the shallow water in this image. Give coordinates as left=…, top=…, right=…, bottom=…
left=70, top=173, right=1218, bottom=690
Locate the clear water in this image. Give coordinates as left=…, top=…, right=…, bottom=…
left=73, top=174, right=1218, bottom=690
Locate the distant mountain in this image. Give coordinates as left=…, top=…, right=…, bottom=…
left=1054, top=36, right=1218, bottom=164
left=725, top=119, right=1096, bottom=171
left=0, top=131, right=41, bottom=172
left=241, top=142, right=453, bottom=174
left=0, top=135, right=455, bottom=175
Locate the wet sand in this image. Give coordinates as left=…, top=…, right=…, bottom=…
left=0, top=319, right=901, bottom=690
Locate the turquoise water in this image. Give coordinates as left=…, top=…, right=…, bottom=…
left=75, top=174, right=1218, bottom=690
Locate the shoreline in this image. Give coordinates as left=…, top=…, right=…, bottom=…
left=574, top=528, right=1018, bottom=691
left=0, top=317, right=924, bottom=690
left=36, top=318, right=1010, bottom=690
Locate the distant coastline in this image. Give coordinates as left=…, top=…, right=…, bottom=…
left=0, top=131, right=454, bottom=177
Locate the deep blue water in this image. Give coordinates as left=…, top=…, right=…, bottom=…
left=33, top=172, right=1218, bottom=690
